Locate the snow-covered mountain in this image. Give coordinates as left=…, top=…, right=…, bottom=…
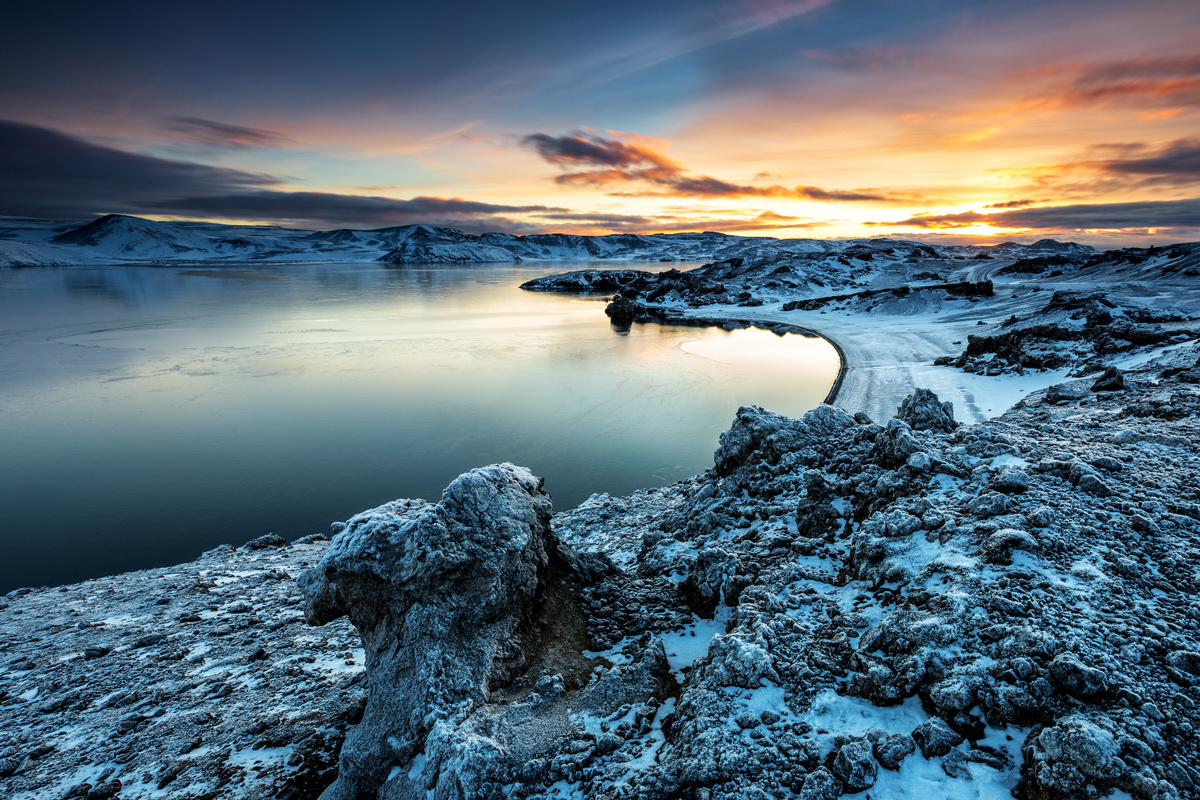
left=0, top=213, right=1101, bottom=267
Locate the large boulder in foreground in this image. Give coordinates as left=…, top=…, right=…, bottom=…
left=300, top=464, right=557, bottom=800
left=299, top=463, right=668, bottom=800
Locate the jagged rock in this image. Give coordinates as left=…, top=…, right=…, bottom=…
left=980, top=683, right=1046, bottom=726
left=1021, top=716, right=1124, bottom=798
left=873, top=733, right=916, bottom=770
left=928, top=677, right=978, bottom=713
left=1166, top=650, right=1200, bottom=676
left=990, top=469, right=1029, bottom=494
left=1092, top=366, right=1128, bottom=392
left=895, top=388, right=959, bottom=432
left=831, top=738, right=877, bottom=790
left=1046, top=383, right=1088, bottom=404
left=799, top=766, right=843, bottom=800
left=795, top=495, right=842, bottom=540
left=1049, top=653, right=1109, bottom=699
left=299, top=464, right=557, bottom=800
left=243, top=533, right=287, bottom=550
left=714, top=404, right=853, bottom=475
left=968, top=491, right=1010, bottom=518
left=1076, top=473, right=1114, bottom=496
left=873, top=419, right=924, bottom=468
left=714, top=406, right=793, bottom=476
left=912, top=717, right=964, bottom=758
left=604, top=295, right=639, bottom=325
left=683, top=547, right=748, bottom=615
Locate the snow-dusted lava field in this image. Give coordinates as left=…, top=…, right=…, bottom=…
left=4, top=222, right=1200, bottom=800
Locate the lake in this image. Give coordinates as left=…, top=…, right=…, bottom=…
left=0, top=262, right=839, bottom=591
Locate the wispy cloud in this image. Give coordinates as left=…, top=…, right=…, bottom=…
left=161, top=117, right=293, bottom=149
left=982, top=199, right=1036, bottom=209
left=1006, top=55, right=1200, bottom=115
left=562, top=0, right=837, bottom=92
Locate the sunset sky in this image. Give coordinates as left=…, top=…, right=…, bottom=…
left=2, top=0, right=1198, bottom=245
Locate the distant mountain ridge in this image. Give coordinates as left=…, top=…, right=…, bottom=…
left=0, top=213, right=1098, bottom=267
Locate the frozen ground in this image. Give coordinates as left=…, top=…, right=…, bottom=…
left=0, top=537, right=364, bottom=800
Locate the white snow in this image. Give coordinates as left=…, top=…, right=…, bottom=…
left=661, top=605, right=733, bottom=682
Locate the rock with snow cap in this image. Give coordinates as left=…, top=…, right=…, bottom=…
left=912, top=717, right=964, bottom=758
left=895, top=387, right=959, bottom=432
left=831, top=738, right=877, bottom=791
left=798, top=766, right=843, bottom=800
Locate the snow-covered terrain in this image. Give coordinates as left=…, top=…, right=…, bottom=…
left=5, top=236, right=1200, bottom=800
left=9, top=370, right=1200, bottom=799
left=0, top=536, right=364, bottom=800
left=0, top=213, right=1096, bottom=267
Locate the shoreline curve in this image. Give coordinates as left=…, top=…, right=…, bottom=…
left=614, top=307, right=849, bottom=407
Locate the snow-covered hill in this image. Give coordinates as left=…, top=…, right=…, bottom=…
left=50, top=215, right=222, bottom=259
left=0, top=214, right=1101, bottom=267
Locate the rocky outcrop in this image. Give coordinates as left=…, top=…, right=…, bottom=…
left=299, top=464, right=672, bottom=800
left=895, top=386, right=959, bottom=432
left=936, top=291, right=1193, bottom=377
left=520, top=269, right=650, bottom=293
left=9, top=361, right=1200, bottom=799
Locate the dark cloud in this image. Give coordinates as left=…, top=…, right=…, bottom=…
left=525, top=129, right=892, bottom=201
left=982, top=199, right=1036, bottom=209
left=1075, top=55, right=1200, bottom=84
left=522, top=132, right=678, bottom=169
left=536, top=211, right=654, bottom=224
left=999, top=198, right=1200, bottom=230
left=1097, top=138, right=1200, bottom=178
left=0, top=120, right=571, bottom=231
left=869, top=210, right=989, bottom=229
left=1013, top=140, right=1200, bottom=199
left=794, top=185, right=888, bottom=202
left=0, top=119, right=275, bottom=219
left=870, top=198, right=1200, bottom=232
left=162, top=117, right=292, bottom=149
left=148, top=191, right=563, bottom=229
left=639, top=217, right=827, bottom=234
left=527, top=208, right=820, bottom=234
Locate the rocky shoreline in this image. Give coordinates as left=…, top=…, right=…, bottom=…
left=5, top=241, right=1200, bottom=799
left=9, top=358, right=1200, bottom=799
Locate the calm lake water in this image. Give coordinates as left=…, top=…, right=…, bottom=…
left=0, top=262, right=838, bottom=591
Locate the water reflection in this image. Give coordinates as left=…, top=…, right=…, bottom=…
left=0, top=262, right=838, bottom=590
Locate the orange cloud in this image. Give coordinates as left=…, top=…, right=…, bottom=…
left=524, top=129, right=896, bottom=201
left=1001, top=55, right=1200, bottom=116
